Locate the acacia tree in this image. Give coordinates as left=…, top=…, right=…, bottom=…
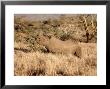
left=77, top=14, right=97, bottom=43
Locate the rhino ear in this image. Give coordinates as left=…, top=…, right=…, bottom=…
left=47, top=34, right=53, bottom=39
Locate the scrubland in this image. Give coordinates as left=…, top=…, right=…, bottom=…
left=14, top=14, right=97, bottom=76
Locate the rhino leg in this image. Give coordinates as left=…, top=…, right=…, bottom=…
left=73, top=46, right=82, bottom=58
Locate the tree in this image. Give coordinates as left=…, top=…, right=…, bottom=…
left=77, top=14, right=97, bottom=43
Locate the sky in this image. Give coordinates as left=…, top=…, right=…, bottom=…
left=14, top=14, right=77, bottom=21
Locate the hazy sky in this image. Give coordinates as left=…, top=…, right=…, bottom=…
left=15, top=14, right=63, bottom=21
left=14, top=14, right=77, bottom=21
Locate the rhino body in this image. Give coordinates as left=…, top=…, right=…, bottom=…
left=37, top=35, right=82, bottom=58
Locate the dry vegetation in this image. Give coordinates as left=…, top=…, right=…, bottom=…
left=14, top=14, right=97, bottom=76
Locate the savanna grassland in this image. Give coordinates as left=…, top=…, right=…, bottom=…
left=14, top=14, right=97, bottom=76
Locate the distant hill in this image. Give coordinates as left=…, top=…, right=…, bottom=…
left=14, top=14, right=77, bottom=21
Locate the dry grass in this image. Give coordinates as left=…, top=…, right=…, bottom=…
left=14, top=14, right=97, bottom=76
left=14, top=42, right=97, bottom=76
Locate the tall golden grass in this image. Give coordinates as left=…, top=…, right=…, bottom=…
left=14, top=14, right=97, bottom=76
left=14, top=42, right=96, bottom=76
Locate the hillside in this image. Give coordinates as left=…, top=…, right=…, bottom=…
left=14, top=14, right=97, bottom=76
